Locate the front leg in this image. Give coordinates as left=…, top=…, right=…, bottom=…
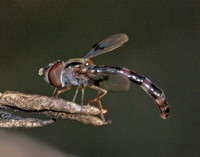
left=52, top=84, right=72, bottom=98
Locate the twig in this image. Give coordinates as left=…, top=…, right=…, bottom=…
left=0, top=91, right=110, bottom=128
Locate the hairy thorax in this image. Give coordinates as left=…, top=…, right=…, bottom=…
left=63, top=67, right=89, bottom=87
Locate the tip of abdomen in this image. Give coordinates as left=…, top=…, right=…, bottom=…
left=160, top=107, right=169, bottom=119
left=158, top=95, right=169, bottom=119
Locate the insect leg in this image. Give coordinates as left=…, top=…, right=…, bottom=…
left=52, top=87, right=58, bottom=97
left=88, top=85, right=108, bottom=104
left=72, top=86, right=80, bottom=102
left=81, top=87, right=85, bottom=106
left=96, top=90, right=106, bottom=121
left=88, top=85, right=107, bottom=121
left=55, top=84, right=72, bottom=98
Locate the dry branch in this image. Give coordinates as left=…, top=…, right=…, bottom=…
left=0, top=91, right=110, bottom=128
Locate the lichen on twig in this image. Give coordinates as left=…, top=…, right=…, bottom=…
left=0, top=91, right=110, bottom=128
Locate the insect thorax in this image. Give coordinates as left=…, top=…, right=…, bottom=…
left=62, top=58, right=90, bottom=87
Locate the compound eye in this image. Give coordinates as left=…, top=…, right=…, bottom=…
left=85, top=60, right=93, bottom=66
left=48, top=61, right=64, bottom=87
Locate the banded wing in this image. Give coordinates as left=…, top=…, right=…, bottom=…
left=83, top=33, right=128, bottom=59
left=88, top=66, right=130, bottom=92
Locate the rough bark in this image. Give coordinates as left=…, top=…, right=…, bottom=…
left=0, top=91, right=110, bottom=128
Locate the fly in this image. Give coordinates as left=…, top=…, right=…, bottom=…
left=39, top=33, right=169, bottom=121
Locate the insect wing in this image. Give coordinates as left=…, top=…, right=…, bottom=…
left=88, top=66, right=130, bottom=92
left=83, top=33, right=128, bottom=59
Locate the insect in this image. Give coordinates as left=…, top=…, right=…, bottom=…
left=39, top=33, right=169, bottom=121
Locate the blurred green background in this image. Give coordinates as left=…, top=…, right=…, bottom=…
left=0, top=0, right=199, bottom=156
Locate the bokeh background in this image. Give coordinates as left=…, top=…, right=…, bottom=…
left=0, top=0, right=199, bottom=156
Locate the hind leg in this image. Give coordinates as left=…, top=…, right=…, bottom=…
left=88, top=85, right=107, bottom=104
left=88, top=85, right=107, bottom=121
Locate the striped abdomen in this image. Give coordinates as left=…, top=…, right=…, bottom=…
left=89, top=66, right=170, bottom=119
left=126, top=69, right=169, bottom=119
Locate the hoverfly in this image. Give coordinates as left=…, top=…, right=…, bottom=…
left=39, top=33, right=169, bottom=121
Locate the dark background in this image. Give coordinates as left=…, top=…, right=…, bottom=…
left=0, top=0, right=199, bottom=156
